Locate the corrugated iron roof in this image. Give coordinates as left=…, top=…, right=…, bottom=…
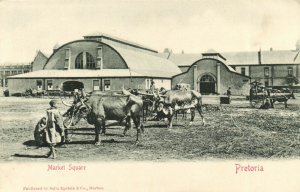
left=8, top=69, right=144, bottom=79
left=84, top=32, right=157, bottom=53
left=112, top=45, right=181, bottom=78
left=162, top=50, right=300, bottom=66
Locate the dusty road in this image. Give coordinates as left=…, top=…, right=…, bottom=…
left=0, top=95, right=300, bottom=162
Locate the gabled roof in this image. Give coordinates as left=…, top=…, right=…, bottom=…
left=158, top=53, right=202, bottom=67
left=222, top=51, right=259, bottom=65
left=112, top=45, right=181, bottom=78
left=34, top=50, right=49, bottom=60
left=260, top=50, right=300, bottom=65
left=8, top=69, right=144, bottom=79
left=161, top=50, right=300, bottom=67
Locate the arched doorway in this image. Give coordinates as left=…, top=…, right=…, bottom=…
left=62, top=81, right=84, bottom=91
left=199, top=74, right=216, bottom=94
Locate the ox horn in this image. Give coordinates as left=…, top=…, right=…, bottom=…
left=61, top=100, right=73, bottom=107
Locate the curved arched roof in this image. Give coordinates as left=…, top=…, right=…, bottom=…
left=173, top=58, right=250, bottom=78
left=44, top=39, right=181, bottom=78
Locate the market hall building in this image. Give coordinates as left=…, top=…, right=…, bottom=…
left=165, top=50, right=250, bottom=95
left=8, top=34, right=181, bottom=94
left=162, top=40, right=300, bottom=94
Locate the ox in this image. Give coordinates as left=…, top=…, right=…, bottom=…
left=269, top=91, right=295, bottom=108
left=153, top=90, right=205, bottom=128
left=64, top=91, right=144, bottom=145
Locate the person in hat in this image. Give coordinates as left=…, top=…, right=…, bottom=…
left=226, top=87, right=232, bottom=103
left=45, top=100, right=67, bottom=158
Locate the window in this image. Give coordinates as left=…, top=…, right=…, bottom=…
left=104, top=80, right=110, bottom=91
left=18, top=70, right=22, bottom=74
left=47, top=80, right=53, bottom=90
left=93, top=80, right=100, bottom=91
left=288, top=67, right=293, bottom=76
left=36, top=80, right=42, bottom=86
left=64, top=48, right=70, bottom=69
left=241, top=67, right=246, bottom=75
left=264, top=67, right=269, bottom=77
left=96, top=47, right=103, bottom=69
left=200, top=75, right=215, bottom=82
left=24, top=70, right=29, bottom=73
left=75, top=52, right=83, bottom=69
left=75, top=52, right=95, bottom=69
left=12, top=71, right=17, bottom=75
left=36, top=80, right=43, bottom=90
left=86, top=52, right=96, bottom=69
left=5, top=71, right=10, bottom=76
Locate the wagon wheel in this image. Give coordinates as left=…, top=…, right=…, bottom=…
left=63, top=114, right=74, bottom=129
left=250, top=98, right=264, bottom=108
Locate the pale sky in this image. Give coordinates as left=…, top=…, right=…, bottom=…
left=1, top=0, right=300, bottom=64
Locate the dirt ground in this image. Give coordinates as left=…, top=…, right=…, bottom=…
left=0, top=95, right=300, bottom=162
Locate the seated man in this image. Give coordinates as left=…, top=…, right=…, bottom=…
left=259, top=99, right=271, bottom=109
left=34, top=117, right=61, bottom=146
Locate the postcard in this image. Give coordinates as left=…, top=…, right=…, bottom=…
left=1, top=0, right=300, bottom=191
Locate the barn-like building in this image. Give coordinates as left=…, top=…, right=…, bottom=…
left=8, top=34, right=181, bottom=93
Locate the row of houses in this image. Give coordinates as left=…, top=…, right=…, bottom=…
left=4, top=33, right=300, bottom=96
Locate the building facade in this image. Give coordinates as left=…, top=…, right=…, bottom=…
left=8, top=33, right=298, bottom=96
left=8, top=34, right=181, bottom=94
left=0, top=63, right=31, bottom=88
left=171, top=52, right=250, bottom=95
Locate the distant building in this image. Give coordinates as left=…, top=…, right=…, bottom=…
left=0, top=63, right=31, bottom=88
left=0, top=50, right=48, bottom=88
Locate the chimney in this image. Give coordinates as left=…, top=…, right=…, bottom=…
left=270, top=47, right=273, bottom=51
left=167, top=49, right=173, bottom=59
left=258, top=49, right=262, bottom=65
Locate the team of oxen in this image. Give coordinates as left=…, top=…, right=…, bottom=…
left=61, top=89, right=205, bottom=145
left=61, top=87, right=295, bottom=145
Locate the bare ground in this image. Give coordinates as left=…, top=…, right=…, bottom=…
left=0, top=96, right=300, bottom=162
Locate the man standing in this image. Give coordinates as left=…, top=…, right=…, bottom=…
left=227, top=87, right=232, bottom=104
left=46, top=100, right=66, bottom=159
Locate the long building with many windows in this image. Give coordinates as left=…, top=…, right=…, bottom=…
left=6, top=34, right=300, bottom=96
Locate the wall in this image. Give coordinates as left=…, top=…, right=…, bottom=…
left=172, top=59, right=250, bottom=95
left=172, top=70, right=194, bottom=90
left=219, top=64, right=250, bottom=95
left=145, top=78, right=171, bottom=90
left=8, top=77, right=147, bottom=94
left=234, top=66, right=249, bottom=76
left=249, top=64, right=299, bottom=86
left=44, top=41, right=127, bottom=70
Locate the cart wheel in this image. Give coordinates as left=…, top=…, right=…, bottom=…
left=64, top=115, right=74, bottom=129
left=250, top=99, right=263, bottom=108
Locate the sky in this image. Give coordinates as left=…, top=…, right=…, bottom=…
left=0, top=0, right=300, bottom=64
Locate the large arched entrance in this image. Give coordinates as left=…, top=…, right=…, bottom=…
left=62, top=81, right=84, bottom=91
left=199, top=74, right=216, bottom=94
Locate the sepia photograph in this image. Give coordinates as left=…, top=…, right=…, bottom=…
left=1, top=0, right=300, bottom=191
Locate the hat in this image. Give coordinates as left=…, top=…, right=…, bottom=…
left=49, top=100, right=57, bottom=107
